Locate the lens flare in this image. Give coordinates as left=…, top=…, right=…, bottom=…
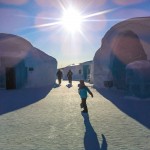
left=61, top=7, right=83, bottom=33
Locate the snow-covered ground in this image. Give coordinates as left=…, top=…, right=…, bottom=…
left=0, top=81, right=149, bottom=150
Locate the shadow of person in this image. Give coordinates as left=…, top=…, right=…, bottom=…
left=82, top=113, right=107, bottom=150
left=53, top=83, right=61, bottom=88
left=101, top=134, right=108, bottom=150
left=66, top=83, right=72, bottom=88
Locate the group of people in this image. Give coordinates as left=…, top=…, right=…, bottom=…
left=56, top=69, right=73, bottom=85
left=56, top=69, right=93, bottom=113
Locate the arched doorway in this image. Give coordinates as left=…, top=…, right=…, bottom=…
left=110, top=30, right=147, bottom=89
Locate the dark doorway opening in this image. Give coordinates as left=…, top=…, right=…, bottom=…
left=6, top=67, right=16, bottom=89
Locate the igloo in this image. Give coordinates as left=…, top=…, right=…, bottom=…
left=93, top=17, right=150, bottom=97
left=0, top=33, right=57, bottom=89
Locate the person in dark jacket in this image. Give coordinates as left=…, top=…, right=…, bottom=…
left=56, top=69, right=63, bottom=85
left=67, top=70, right=73, bottom=84
left=78, top=80, right=93, bottom=113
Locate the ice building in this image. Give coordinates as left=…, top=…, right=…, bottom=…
left=93, top=17, right=150, bottom=97
left=0, top=33, right=57, bottom=89
left=60, top=61, right=93, bottom=83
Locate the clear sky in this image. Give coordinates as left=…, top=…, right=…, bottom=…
left=0, top=0, right=150, bottom=68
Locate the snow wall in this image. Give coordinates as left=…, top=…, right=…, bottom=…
left=0, top=33, right=57, bottom=89
left=25, top=47, right=57, bottom=88
left=93, top=17, right=150, bottom=97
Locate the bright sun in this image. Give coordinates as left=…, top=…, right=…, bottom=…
left=61, top=7, right=83, bottom=33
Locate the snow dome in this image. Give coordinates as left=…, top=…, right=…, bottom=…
left=93, top=17, right=150, bottom=97
left=0, top=33, right=57, bottom=89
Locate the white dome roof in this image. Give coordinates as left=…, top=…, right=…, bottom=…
left=0, top=33, right=33, bottom=57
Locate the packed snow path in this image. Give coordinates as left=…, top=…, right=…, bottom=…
left=0, top=81, right=149, bottom=150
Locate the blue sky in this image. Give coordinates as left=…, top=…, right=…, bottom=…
left=0, top=0, right=150, bottom=68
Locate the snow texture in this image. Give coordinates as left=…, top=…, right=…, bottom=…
left=0, top=81, right=149, bottom=150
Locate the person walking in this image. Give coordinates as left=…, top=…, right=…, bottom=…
left=56, top=69, right=63, bottom=85
left=67, top=70, right=73, bottom=85
left=78, top=80, right=93, bottom=113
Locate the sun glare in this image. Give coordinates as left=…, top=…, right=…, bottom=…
left=61, top=7, right=83, bottom=33
left=32, top=4, right=116, bottom=36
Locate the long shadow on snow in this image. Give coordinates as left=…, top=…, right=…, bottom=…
left=97, top=88, right=150, bottom=129
left=82, top=113, right=107, bottom=150
left=0, top=85, right=53, bottom=115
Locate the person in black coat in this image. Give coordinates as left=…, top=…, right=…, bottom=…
left=67, top=70, right=73, bottom=84
left=56, top=69, right=63, bottom=85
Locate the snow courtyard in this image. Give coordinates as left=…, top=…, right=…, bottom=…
left=0, top=81, right=149, bottom=150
